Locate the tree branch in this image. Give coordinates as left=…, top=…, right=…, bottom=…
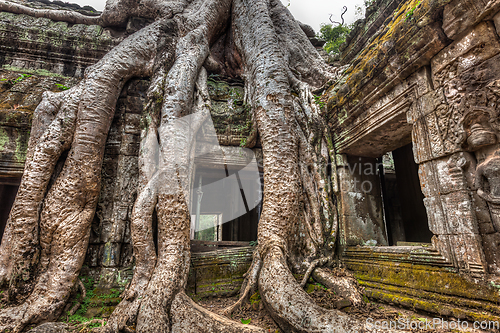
left=0, top=0, right=102, bottom=25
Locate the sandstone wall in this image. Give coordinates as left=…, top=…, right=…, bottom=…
left=328, top=0, right=500, bottom=321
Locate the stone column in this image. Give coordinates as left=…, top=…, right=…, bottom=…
left=410, top=22, right=500, bottom=277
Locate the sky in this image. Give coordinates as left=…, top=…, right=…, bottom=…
left=280, top=0, right=365, bottom=33
left=69, top=0, right=365, bottom=34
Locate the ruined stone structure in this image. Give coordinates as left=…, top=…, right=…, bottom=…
left=1, top=0, right=500, bottom=324
left=328, top=0, right=500, bottom=322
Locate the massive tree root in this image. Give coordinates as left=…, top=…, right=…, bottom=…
left=0, top=0, right=398, bottom=332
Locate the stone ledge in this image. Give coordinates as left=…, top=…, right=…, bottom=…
left=366, top=286, right=500, bottom=323
left=344, top=255, right=500, bottom=304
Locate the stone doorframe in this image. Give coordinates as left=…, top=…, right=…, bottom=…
left=335, top=21, right=500, bottom=277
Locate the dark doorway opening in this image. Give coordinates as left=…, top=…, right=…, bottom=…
left=0, top=182, right=20, bottom=245
left=379, top=143, right=432, bottom=245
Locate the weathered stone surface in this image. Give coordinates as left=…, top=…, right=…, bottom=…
left=450, top=233, right=487, bottom=275
left=441, top=191, right=478, bottom=235
left=0, top=10, right=118, bottom=77
left=434, top=155, right=468, bottom=195
left=442, top=0, right=500, bottom=40
left=0, top=70, right=78, bottom=182
left=417, top=161, right=440, bottom=198
left=481, top=232, right=500, bottom=274
left=339, top=0, right=406, bottom=64
left=1, top=0, right=500, bottom=326
left=423, top=196, right=448, bottom=235
left=26, top=323, right=69, bottom=333
left=432, top=22, right=500, bottom=86
left=494, top=10, right=500, bottom=37
left=337, top=157, right=388, bottom=247
left=186, top=247, right=253, bottom=299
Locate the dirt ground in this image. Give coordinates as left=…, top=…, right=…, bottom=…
left=15, top=275, right=498, bottom=332
left=197, top=288, right=500, bottom=333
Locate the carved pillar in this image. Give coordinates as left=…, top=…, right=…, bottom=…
left=336, top=154, right=388, bottom=250
left=411, top=22, right=500, bottom=276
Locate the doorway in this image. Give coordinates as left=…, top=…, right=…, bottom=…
left=0, top=182, right=20, bottom=245
left=379, top=144, right=432, bottom=245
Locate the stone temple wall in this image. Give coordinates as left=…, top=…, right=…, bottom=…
left=327, top=0, right=500, bottom=322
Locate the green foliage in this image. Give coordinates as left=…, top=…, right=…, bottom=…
left=318, top=24, right=351, bottom=55
left=0, top=73, right=32, bottom=85
left=55, top=83, right=70, bottom=90
left=240, top=318, right=252, bottom=325
left=313, top=95, right=325, bottom=108
left=80, top=276, right=95, bottom=292
left=97, top=288, right=121, bottom=299
left=70, top=276, right=96, bottom=317
left=249, top=240, right=258, bottom=247
left=194, top=215, right=220, bottom=241
left=239, top=137, right=247, bottom=147
left=250, top=292, right=261, bottom=304
left=314, top=282, right=328, bottom=291
left=66, top=314, right=105, bottom=328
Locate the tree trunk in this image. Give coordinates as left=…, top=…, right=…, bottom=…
left=0, top=0, right=396, bottom=332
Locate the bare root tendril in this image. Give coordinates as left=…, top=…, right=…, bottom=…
left=300, top=257, right=329, bottom=288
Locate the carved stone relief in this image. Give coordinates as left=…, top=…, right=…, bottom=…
left=410, top=22, right=500, bottom=275
left=452, top=82, right=500, bottom=274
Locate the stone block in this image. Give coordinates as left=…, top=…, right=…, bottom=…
left=339, top=191, right=360, bottom=217
left=431, top=235, right=454, bottom=263
left=449, top=234, right=487, bottom=273
left=86, top=244, right=101, bottom=267
left=101, top=241, right=122, bottom=268
left=109, top=221, right=127, bottom=244
left=127, top=79, right=150, bottom=96
left=104, top=142, right=121, bottom=156
left=470, top=192, right=495, bottom=226
left=114, top=156, right=139, bottom=201
left=406, top=66, right=434, bottom=99
left=408, top=89, right=446, bottom=123
left=435, top=155, right=468, bottom=195
left=119, top=133, right=140, bottom=156
left=432, top=22, right=500, bottom=86
left=100, top=219, right=114, bottom=243
left=418, top=161, right=440, bottom=198
left=478, top=221, right=496, bottom=235
left=125, top=96, right=145, bottom=114
left=481, top=232, right=500, bottom=274
left=343, top=204, right=388, bottom=247
left=423, top=197, right=449, bottom=235
left=115, top=97, right=127, bottom=113
left=336, top=167, right=354, bottom=194
left=425, top=112, right=447, bottom=159
left=124, top=113, right=141, bottom=135
left=441, top=191, right=478, bottom=235
left=442, top=0, right=491, bottom=39
left=335, top=154, right=349, bottom=168
left=120, top=243, right=134, bottom=267
left=412, top=119, right=433, bottom=164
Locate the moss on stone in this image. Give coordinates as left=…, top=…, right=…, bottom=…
left=0, top=127, right=9, bottom=151
left=2, top=65, right=68, bottom=78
